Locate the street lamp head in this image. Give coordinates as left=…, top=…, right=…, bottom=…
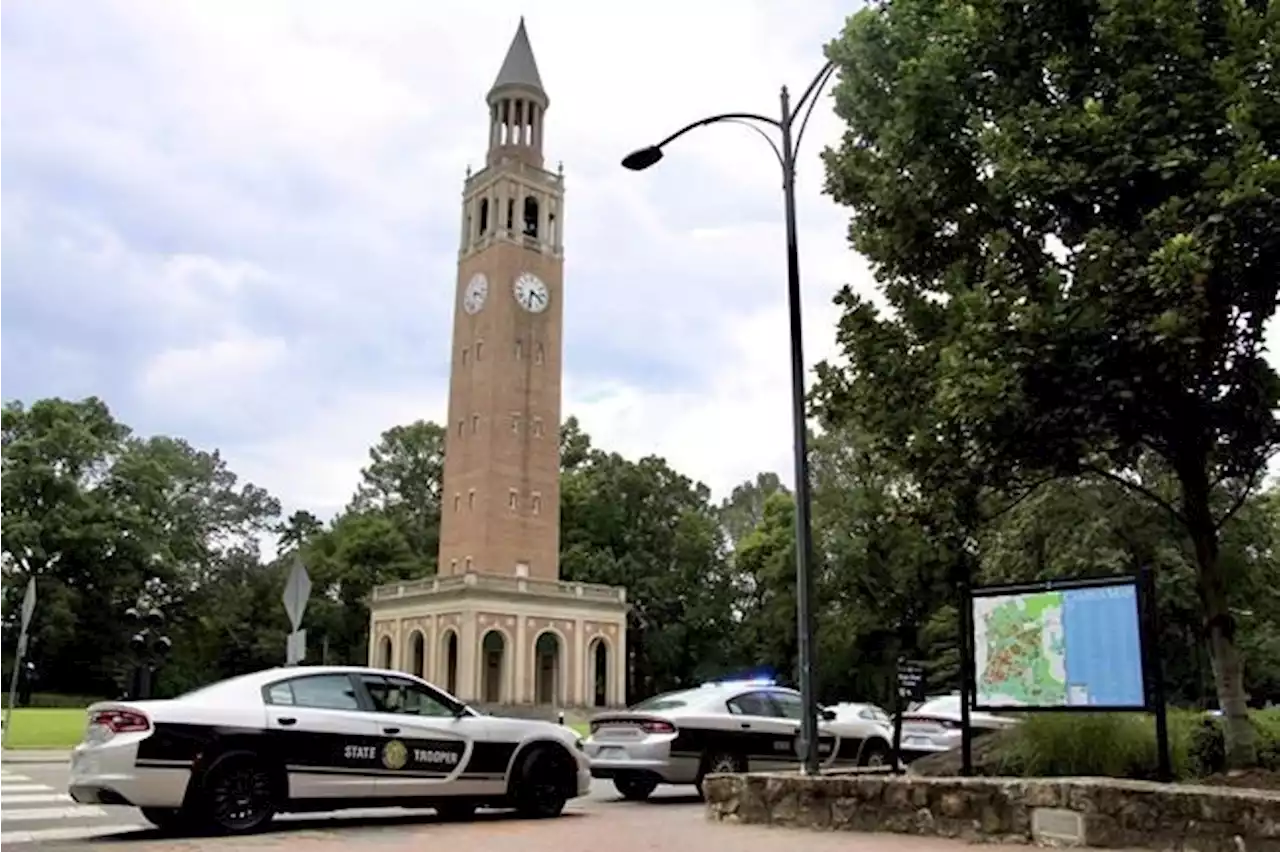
left=621, top=146, right=663, bottom=171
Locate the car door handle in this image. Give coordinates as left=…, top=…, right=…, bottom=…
left=277, top=717, right=297, bottom=726
left=739, top=722, right=751, bottom=730
left=383, top=726, right=401, bottom=735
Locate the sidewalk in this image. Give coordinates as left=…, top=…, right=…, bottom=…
left=2, top=749, right=71, bottom=764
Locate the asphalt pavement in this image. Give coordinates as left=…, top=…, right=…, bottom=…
left=0, top=758, right=699, bottom=847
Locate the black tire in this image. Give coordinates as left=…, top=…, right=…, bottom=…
left=140, top=807, right=191, bottom=833
left=435, top=801, right=478, bottom=821
left=613, top=775, right=658, bottom=801
left=695, top=751, right=746, bottom=798
left=859, top=740, right=892, bottom=769
left=192, top=752, right=277, bottom=835
left=511, top=746, right=574, bottom=819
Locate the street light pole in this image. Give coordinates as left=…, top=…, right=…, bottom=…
left=622, top=59, right=837, bottom=776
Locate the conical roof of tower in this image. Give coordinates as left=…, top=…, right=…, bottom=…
left=490, top=17, right=545, bottom=97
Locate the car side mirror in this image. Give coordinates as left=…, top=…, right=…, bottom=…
left=820, top=708, right=837, bottom=722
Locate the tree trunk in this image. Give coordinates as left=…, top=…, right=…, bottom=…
left=1179, top=460, right=1256, bottom=769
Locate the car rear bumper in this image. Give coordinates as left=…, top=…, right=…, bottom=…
left=584, top=740, right=698, bottom=785
left=69, top=739, right=191, bottom=809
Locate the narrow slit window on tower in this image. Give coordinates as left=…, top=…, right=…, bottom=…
left=531, top=492, right=542, bottom=516
left=450, top=558, right=459, bottom=572
left=532, top=417, right=544, bottom=437
left=471, top=415, right=480, bottom=434
left=465, top=556, right=473, bottom=572
left=475, top=340, right=484, bottom=360
left=535, top=343, right=545, bottom=365
left=523, top=196, right=539, bottom=239
left=508, top=488, right=519, bottom=511
left=515, top=339, right=524, bottom=360
left=507, top=199, right=515, bottom=231
left=511, top=413, right=522, bottom=433
left=457, top=420, right=465, bottom=437
left=461, top=346, right=469, bottom=364
left=478, top=198, right=490, bottom=235
left=453, top=493, right=461, bottom=512
left=468, top=489, right=476, bottom=510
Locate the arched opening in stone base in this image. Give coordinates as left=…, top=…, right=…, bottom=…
left=589, top=638, right=611, bottom=707
left=378, top=635, right=393, bottom=669
left=534, top=631, right=563, bottom=705
left=441, top=630, right=459, bottom=695
left=409, top=631, right=426, bottom=678
left=481, top=629, right=507, bottom=703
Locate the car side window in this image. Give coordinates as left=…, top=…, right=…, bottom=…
left=726, top=691, right=776, bottom=717
left=268, top=675, right=360, bottom=711
left=769, top=692, right=804, bottom=720
left=361, top=675, right=457, bottom=717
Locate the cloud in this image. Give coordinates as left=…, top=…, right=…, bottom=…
left=4, top=0, right=1275, bottom=534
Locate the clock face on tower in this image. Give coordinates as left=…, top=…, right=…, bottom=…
left=513, top=272, right=549, bottom=313
left=463, top=273, right=488, bottom=315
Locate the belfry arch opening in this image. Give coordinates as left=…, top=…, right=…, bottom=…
left=478, top=198, right=490, bottom=235
left=523, top=196, right=539, bottom=239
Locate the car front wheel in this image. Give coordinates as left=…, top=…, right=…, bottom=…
left=512, top=746, right=574, bottom=819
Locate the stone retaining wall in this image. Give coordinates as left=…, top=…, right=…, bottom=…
left=703, top=773, right=1280, bottom=851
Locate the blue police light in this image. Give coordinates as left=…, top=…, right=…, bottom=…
left=701, top=668, right=779, bottom=689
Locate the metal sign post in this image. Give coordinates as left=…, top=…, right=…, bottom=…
left=3, top=578, right=38, bottom=748
left=283, top=560, right=312, bottom=666
left=892, top=658, right=925, bottom=773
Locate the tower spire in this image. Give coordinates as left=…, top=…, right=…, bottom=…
left=490, top=17, right=545, bottom=98
left=485, top=18, right=549, bottom=168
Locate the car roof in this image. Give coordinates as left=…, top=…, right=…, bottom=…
left=177, top=665, right=427, bottom=701
left=632, top=681, right=798, bottom=714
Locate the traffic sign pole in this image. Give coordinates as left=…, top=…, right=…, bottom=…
left=3, top=579, right=38, bottom=748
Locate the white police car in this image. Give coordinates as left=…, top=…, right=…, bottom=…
left=68, top=665, right=590, bottom=834
left=583, top=679, right=894, bottom=800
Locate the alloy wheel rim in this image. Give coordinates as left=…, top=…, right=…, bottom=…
left=211, top=766, right=271, bottom=829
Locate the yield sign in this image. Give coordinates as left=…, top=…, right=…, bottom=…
left=282, top=559, right=312, bottom=632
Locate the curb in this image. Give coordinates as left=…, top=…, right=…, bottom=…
left=2, top=750, right=72, bottom=765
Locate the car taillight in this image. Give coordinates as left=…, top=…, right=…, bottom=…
left=640, top=720, right=676, bottom=735
left=90, top=709, right=151, bottom=734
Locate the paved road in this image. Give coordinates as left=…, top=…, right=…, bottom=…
left=2, top=761, right=1064, bottom=851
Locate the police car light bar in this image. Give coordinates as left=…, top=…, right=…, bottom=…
left=701, top=677, right=777, bottom=689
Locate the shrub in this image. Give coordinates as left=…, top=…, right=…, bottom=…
left=916, top=709, right=1280, bottom=780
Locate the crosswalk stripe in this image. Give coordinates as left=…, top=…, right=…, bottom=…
left=0, top=824, right=150, bottom=845
left=2, top=805, right=109, bottom=821
left=2, top=793, right=74, bottom=804
left=0, top=784, right=53, bottom=794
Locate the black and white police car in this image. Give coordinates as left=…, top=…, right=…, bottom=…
left=68, top=665, right=590, bottom=834
left=583, top=679, right=895, bottom=800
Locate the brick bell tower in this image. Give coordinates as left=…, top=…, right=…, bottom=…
left=438, top=17, right=565, bottom=581
left=367, top=21, right=627, bottom=712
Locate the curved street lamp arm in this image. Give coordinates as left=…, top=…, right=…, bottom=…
left=719, top=117, right=786, bottom=172
left=791, top=60, right=838, bottom=165
left=652, top=111, right=782, bottom=149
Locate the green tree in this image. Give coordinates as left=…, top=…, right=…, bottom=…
left=559, top=439, right=736, bottom=698
left=348, top=420, right=445, bottom=572
left=822, top=0, right=1279, bottom=766
left=719, top=472, right=788, bottom=549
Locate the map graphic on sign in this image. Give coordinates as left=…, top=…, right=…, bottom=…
left=971, top=582, right=1145, bottom=709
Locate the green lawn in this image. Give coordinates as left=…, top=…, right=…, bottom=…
left=2, top=708, right=87, bottom=749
